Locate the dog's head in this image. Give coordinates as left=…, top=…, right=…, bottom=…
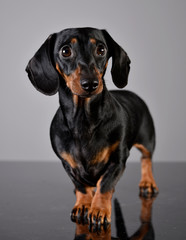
left=26, top=28, right=130, bottom=97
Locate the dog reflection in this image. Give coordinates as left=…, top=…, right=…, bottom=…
left=74, top=195, right=156, bottom=240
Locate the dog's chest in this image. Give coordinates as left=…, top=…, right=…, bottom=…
left=62, top=131, right=119, bottom=175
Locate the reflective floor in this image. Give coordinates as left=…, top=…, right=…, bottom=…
left=0, top=162, right=185, bottom=239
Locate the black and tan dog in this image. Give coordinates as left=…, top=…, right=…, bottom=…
left=26, top=27, right=158, bottom=226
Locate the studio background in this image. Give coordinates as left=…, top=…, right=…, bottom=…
left=0, top=0, right=185, bottom=162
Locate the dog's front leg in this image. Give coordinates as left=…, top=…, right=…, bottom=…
left=88, top=177, right=113, bottom=226
left=71, top=187, right=95, bottom=222
left=88, top=160, right=126, bottom=226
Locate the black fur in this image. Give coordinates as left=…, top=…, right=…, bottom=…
left=26, top=27, right=156, bottom=223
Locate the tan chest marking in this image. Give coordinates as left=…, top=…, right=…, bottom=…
left=60, top=141, right=119, bottom=169
left=60, top=152, right=77, bottom=168
left=91, top=141, right=119, bottom=165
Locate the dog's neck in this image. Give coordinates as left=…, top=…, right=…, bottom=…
left=58, top=83, right=112, bottom=136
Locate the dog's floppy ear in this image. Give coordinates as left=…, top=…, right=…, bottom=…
left=25, top=34, right=59, bottom=95
left=102, top=30, right=131, bottom=88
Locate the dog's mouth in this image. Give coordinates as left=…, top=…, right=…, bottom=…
left=72, top=91, right=96, bottom=98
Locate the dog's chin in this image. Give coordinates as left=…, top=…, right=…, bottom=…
left=78, top=94, right=93, bottom=98
left=73, top=92, right=98, bottom=98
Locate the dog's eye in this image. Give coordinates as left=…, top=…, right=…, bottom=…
left=96, top=44, right=106, bottom=56
left=61, top=45, right=72, bottom=58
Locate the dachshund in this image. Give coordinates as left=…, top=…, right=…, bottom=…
left=26, top=27, right=158, bottom=226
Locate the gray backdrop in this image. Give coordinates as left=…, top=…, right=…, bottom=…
left=0, top=0, right=185, bottom=162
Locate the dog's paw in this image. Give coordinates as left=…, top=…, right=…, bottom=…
left=139, top=178, right=159, bottom=196
left=71, top=203, right=91, bottom=223
left=88, top=206, right=111, bottom=226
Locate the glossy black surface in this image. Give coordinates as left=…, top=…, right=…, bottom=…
left=0, top=162, right=185, bottom=239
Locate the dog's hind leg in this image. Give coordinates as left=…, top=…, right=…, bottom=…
left=134, top=144, right=159, bottom=195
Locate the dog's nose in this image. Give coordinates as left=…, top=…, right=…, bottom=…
left=80, top=79, right=99, bottom=92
